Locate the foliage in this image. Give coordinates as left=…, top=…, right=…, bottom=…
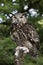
left=0, top=37, right=43, bottom=65
left=0, top=0, right=43, bottom=16
left=0, top=0, right=43, bottom=65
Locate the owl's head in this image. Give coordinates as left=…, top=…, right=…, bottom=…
left=12, top=13, right=27, bottom=24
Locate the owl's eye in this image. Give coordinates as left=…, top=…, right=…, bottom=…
left=20, top=16, right=23, bottom=18
left=14, top=16, right=17, bottom=18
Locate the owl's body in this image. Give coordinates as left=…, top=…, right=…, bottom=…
left=10, top=13, right=40, bottom=65
left=10, top=13, right=39, bottom=47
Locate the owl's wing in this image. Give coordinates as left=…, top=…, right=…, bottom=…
left=21, top=23, right=40, bottom=49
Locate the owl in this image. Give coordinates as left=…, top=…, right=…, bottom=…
left=10, top=13, right=40, bottom=65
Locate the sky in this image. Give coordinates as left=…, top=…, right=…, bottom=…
left=12, top=0, right=16, bottom=2
left=29, top=9, right=38, bottom=17
left=0, top=18, right=3, bottom=23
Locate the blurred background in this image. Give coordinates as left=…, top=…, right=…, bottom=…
left=0, top=0, right=43, bottom=65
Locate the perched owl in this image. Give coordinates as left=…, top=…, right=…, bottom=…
left=10, top=13, right=40, bottom=61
